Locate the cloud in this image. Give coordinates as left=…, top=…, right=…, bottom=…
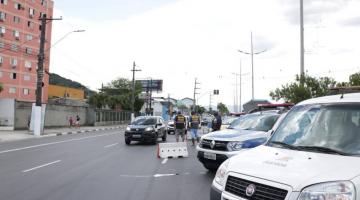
left=50, top=0, right=360, bottom=109
left=280, top=0, right=351, bottom=25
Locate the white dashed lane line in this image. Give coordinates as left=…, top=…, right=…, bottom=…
left=22, top=160, right=61, bottom=173
left=161, top=158, right=168, bottom=164
left=104, top=143, right=119, bottom=148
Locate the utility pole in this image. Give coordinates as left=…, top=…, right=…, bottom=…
left=239, top=59, right=242, bottom=112
left=209, top=93, right=213, bottom=112
left=34, top=14, right=61, bottom=136
left=168, top=94, right=171, bottom=120
left=193, top=78, right=200, bottom=112
left=300, top=0, right=305, bottom=79
left=131, top=61, right=141, bottom=121
left=231, top=73, right=239, bottom=112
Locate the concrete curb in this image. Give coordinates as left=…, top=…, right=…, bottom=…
left=48, top=126, right=124, bottom=137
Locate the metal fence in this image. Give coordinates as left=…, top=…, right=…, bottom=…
left=94, top=110, right=131, bottom=126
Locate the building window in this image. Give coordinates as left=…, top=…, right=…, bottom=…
left=27, top=21, right=34, bottom=29
left=0, top=12, right=6, bottom=21
left=25, top=47, right=32, bottom=54
left=10, top=58, right=17, bottom=67
left=13, top=16, right=21, bottom=24
left=23, top=88, right=30, bottom=95
left=0, top=0, right=8, bottom=5
left=0, top=42, right=4, bottom=49
left=13, top=30, right=20, bottom=39
left=0, top=55, right=3, bottom=66
left=10, top=44, right=18, bottom=51
left=0, top=26, right=5, bottom=36
left=26, top=34, right=33, bottom=41
left=41, top=0, right=46, bottom=6
left=9, top=87, right=16, bottom=94
left=24, top=75, right=30, bottom=81
left=14, top=2, right=23, bottom=10
left=29, top=8, right=35, bottom=18
left=10, top=72, right=16, bottom=79
left=25, top=60, right=31, bottom=68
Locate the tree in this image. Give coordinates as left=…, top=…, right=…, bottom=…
left=88, top=78, right=144, bottom=111
left=217, top=102, right=229, bottom=115
left=191, top=105, right=206, bottom=115
left=349, top=72, right=360, bottom=86
left=270, top=74, right=336, bottom=104
left=0, top=83, right=3, bottom=93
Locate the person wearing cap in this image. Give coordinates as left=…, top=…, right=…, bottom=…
left=174, top=111, right=186, bottom=142
left=189, top=111, right=201, bottom=146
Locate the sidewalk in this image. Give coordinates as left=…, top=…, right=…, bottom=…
left=0, top=125, right=126, bottom=143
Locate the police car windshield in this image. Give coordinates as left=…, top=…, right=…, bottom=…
left=131, top=117, right=157, bottom=125
left=269, top=104, right=360, bottom=156
left=228, top=114, right=279, bottom=132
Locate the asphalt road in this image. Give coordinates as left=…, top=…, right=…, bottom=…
left=0, top=129, right=214, bottom=200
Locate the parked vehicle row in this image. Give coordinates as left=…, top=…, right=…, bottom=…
left=210, top=93, right=360, bottom=200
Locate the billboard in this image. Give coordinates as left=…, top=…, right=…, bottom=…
left=137, top=79, right=163, bottom=92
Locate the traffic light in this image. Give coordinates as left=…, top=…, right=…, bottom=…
left=213, top=90, right=219, bottom=95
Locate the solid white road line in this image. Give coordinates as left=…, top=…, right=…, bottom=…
left=161, top=158, right=168, bottom=164
left=22, top=160, right=61, bottom=173
left=0, top=133, right=118, bottom=155
left=104, top=143, right=119, bottom=148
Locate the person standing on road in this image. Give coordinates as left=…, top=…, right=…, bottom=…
left=75, top=115, right=80, bottom=128
left=212, top=112, right=222, bottom=132
left=189, top=111, right=201, bottom=146
left=69, top=116, right=73, bottom=127
left=174, top=111, right=186, bottom=142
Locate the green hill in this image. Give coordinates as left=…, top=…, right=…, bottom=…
left=49, top=73, right=95, bottom=98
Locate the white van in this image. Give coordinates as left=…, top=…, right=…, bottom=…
left=211, top=93, right=360, bottom=200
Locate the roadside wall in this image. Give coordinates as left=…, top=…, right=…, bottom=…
left=0, top=99, right=15, bottom=130
left=12, top=100, right=130, bottom=129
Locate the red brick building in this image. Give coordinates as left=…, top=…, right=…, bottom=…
left=0, top=0, right=54, bottom=102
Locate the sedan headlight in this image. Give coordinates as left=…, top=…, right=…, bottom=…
left=126, top=127, right=131, bottom=131
left=298, top=181, right=355, bottom=200
left=227, top=141, right=244, bottom=151
left=214, top=159, right=230, bottom=186
left=145, top=127, right=154, bottom=132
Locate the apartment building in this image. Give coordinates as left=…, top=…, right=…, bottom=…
left=0, top=0, right=54, bottom=102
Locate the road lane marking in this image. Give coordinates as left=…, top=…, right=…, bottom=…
left=0, top=133, right=117, bottom=155
left=22, top=160, right=61, bottom=173
left=153, top=173, right=176, bottom=177
left=104, top=143, right=119, bottom=148
left=161, top=158, right=168, bottom=164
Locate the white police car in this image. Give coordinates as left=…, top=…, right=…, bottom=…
left=211, top=93, right=360, bottom=200
left=197, top=111, right=285, bottom=171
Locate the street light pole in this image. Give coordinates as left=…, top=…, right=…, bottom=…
left=33, top=14, right=61, bottom=136
left=238, top=32, right=266, bottom=100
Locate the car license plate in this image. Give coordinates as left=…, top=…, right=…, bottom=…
left=132, top=134, right=141, bottom=138
left=204, top=152, right=216, bottom=160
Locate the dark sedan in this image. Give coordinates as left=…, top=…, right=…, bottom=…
left=124, top=116, right=167, bottom=145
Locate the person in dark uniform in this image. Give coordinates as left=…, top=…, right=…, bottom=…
left=212, top=112, right=222, bottom=132
left=174, top=111, right=186, bottom=142
left=189, top=111, right=201, bottom=146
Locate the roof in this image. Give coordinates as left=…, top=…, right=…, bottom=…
left=298, top=93, right=360, bottom=105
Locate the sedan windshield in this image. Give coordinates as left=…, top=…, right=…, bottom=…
left=131, top=118, right=157, bottom=125
left=228, top=114, right=279, bottom=132
left=269, top=104, right=360, bottom=155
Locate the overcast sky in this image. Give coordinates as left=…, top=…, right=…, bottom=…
left=49, top=0, right=360, bottom=111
